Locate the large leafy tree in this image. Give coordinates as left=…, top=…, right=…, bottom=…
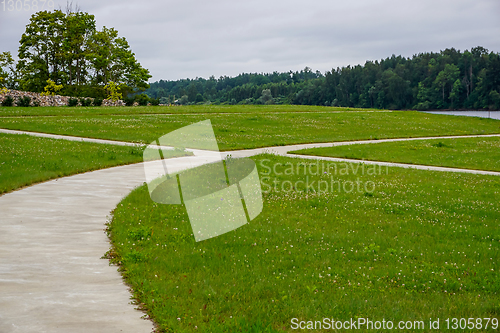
left=433, top=64, right=460, bottom=107
left=17, top=10, right=66, bottom=91
left=86, top=27, right=151, bottom=94
left=63, top=11, right=96, bottom=86
left=16, top=10, right=150, bottom=95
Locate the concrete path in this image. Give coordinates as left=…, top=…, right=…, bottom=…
left=282, top=153, right=500, bottom=176
left=0, top=163, right=155, bottom=333
left=1, top=129, right=500, bottom=333
left=0, top=128, right=143, bottom=147
left=4, top=128, right=499, bottom=175
left=3, top=128, right=500, bottom=153
left=219, top=133, right=500, bottom=176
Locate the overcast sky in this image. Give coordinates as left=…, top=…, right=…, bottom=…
left=1, top=0, right=499, bottom=82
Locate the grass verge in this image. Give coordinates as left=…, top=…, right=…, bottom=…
left=291, top=136, right=500, bottom=172
left=105, top=154, right=500, bottom=332
left=0, top=133, right=188, bottom=194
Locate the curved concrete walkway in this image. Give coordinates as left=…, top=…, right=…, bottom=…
left=1, top=129, right=500, bottom=332
left=0, top=163, right=155, bottom=333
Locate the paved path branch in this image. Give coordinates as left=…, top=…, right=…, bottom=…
left=1, top=128, right=499, bottom=332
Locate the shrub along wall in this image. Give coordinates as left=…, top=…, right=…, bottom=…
left=0, top=90, right=125, bottom=107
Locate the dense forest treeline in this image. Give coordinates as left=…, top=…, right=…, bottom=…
left=146, top=47, right=500, bottom=110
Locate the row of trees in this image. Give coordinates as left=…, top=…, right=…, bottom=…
left=145, top=47, right=500, bottom=110
left=0, top=9, right=151, bottom=98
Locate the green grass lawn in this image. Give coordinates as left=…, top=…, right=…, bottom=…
left=106, top=154, right=500, bottom=332
left=1, top=106, right=499, bottom=331
left=0, top=108, right=499, bottom=150
left=0, top=133, right=189, bottom=194
left=291, top=136, right=500, bottom=172
left=0, top=105, right=378, bottom=117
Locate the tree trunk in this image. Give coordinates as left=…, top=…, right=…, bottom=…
left=69, top=56, right=73, bottom=85
left=76, top=58, right=80, bottom=86
left=470, top=64, right=473, bottom=92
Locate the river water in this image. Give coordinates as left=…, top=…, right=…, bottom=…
left=422, top=110, right=500, bottom=120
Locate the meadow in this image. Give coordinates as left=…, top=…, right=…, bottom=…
left=0, top=133, right=190, bottom=194
left=292, top=136, right=500, bottom=172
left=0, top=105, right=375, bottom=117
left=107, top=154, right=500, bottom=332
left=1, top=105, right=499, bottom=332
left=0, top=106, right=499, bottom=150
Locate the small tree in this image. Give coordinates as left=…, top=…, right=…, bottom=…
left=179, top=95, right=189, bottom=105
left=489, top=90, right=500, bottom=111
left=135, top=94, right=150, bottom=106
left=449, top=79, right=463, bottom=109
left=0, top=51, right=16, bottom=89
left=195, top=93, right=204, bottom=103
left=259, top=89, right=274, bottom=104
left=41, top=79, right=63, bottom=96
left=104, top=81, right=122, bottom=102
left=40, top=79, right=63, bottom=106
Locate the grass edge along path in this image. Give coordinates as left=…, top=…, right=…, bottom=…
left=0, top=133, right=190, bottom=195
left=290, top=136, right=500, bottom=173
left=105, top=154, right=500, bottom=333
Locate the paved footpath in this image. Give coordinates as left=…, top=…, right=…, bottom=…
left=0, top=163, right=155, bottom=333
left=1, top=129, right=500, bottom=332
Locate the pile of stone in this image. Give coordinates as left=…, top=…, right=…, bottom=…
left=0, top=89, right=125, bottom=107
left=101, top=98, right=126, bottom=107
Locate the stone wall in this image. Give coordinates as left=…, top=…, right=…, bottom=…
left=0, top=89, right=125, bottom=107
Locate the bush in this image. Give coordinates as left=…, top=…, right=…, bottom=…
left=93, top=98, right=103, bottom=106
left=259, top=89, right=274, bottom=105
left=61, top=85, right=106, bottom=99
left=32, top=99, right=40, bottom=107
left=68, top=98, right=79, bottom=107
left=79, top=98, right=92, bottom=107
left=135, top=94, right=150, bottom=106
left=150, top=98, right=160, bottom=106
left=41, top=79, right=62, bottom=97
left=124, top=96, right=135, bottom=106
left=415, top=101, right=430, bottom=111
left=178, top=95, right=189, bottom=105
left=17, top=96, right=31, bottom=107
left=1, top=95, right=14, bottom=107
left=104, top=81, right=123, bottom=102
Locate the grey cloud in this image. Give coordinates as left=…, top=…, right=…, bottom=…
left=1, top=0, right=499, bottom=81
